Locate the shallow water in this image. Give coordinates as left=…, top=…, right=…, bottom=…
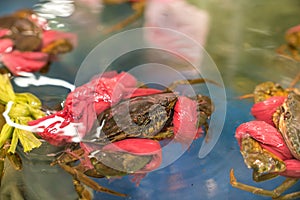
left=1, top=1, right=300, bottom=200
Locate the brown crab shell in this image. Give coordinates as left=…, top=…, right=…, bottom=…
left=277, top=92, right=300, bottom=160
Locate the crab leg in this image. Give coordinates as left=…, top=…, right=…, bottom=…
left=102, top=1, right=145, bottom=34
left=51, top=148, right=85, bottom=166
left=275, top=191, right=300, bottom=200
left=276, top=44, right=297, bottom=61
left=165, top=78, right=221, bottom=92
left=73, top=179, right=93, bottom=200
left=0, top=147, right=6, bottom=185
left=288, top=71, right=300, bottom=88
left=59, top=163, right=127, bottom=197
left=230, top=169, right=299, bottom=199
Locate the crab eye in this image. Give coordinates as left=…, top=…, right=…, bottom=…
left=284, top=111, right=291, bottom=120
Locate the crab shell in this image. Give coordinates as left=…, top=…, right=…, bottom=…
left=252, top=81, right=288, bottom=103
left=276, top=92, right=300, bottom=160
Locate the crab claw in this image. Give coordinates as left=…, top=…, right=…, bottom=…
left=251, top=96, right=286, bottom=125
left=0, top=29, right=10, bottom=38
left=41, top=30, right=77, bottom=57
left=279, top=159, right=300, bottom=178
left=236, top=121, right=293, bottom=160
left=125, top=88, right=162, bottom=98
left=102, top=138, right=162, bottom=172
left=29, top=72, right=140, bottom=146
left=236, top=121, right=300, bottom=178
left=173, top=96, right=203, bottom=144
left=286, top=24, right=300, bottom=35
left=104, top=138, right=162, bottom=186
left=64, top=71, right=138, bottom=116
left=28, top=113, right=83, bottom=146
left=42, top=30, right=77, bottom=48
left=0, top=38, right=13, bottom=53
left=1, top=50, right=49, bottom=76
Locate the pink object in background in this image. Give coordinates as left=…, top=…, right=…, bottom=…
left=144, top=0, right=210, bottom=65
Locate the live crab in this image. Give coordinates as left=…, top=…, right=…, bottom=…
left=231, top=80, right=300, bottom=199
left=277, top=25, right=300, bottom=61
left=28, top=71, right=215, bottom=199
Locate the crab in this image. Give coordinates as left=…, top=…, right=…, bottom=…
left=277, top=25, right=300, bottom=61
left=29, top=71, right=214, bottom=146
left=27, top=71, right=214, bottom=198
left=0, top=9, right=76, bottom=76
left=231, top=81, right=300, bottom=199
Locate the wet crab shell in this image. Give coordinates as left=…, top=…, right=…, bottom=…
left=90, top=92, right=177, bottom=143
left=0, top=37, right=13, bottom=53
left=86, top=93, right=207, bottom=145
left=276, top=92, right=300, bottom=160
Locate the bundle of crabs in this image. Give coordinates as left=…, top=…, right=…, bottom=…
left=235, top=82, right=300, bottom=179
left=27, top=71, right=212, bottom=184
left=0, top=9, right=76, bottom=76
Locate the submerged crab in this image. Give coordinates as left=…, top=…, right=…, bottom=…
left=231, top=81, right=300, bottom=199
left=277, top=25, right=300, bottom=61
left=27, top=71, right=214, bottom=199
left=0, top=9, right=76, bottom=75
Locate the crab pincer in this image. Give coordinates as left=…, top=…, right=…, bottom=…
left=93, top=138, right=162, bottom=174
left=28, top=72, right=139, bottom=146
left=251, top=96, right=286, bottom=126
